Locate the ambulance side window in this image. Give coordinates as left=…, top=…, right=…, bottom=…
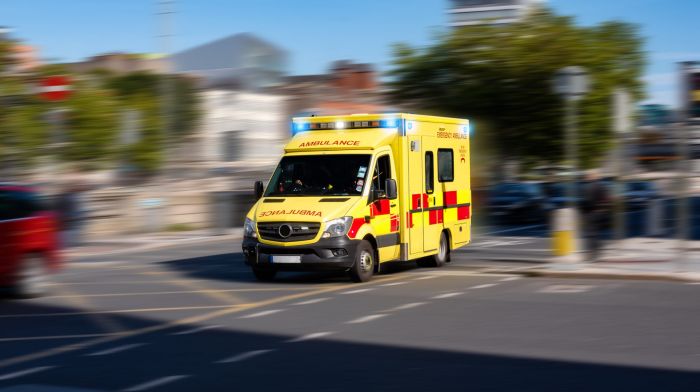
left=438, top=149, right=454, bottom=182
left=425, top=151, right=434, bottom=194
left=372, top=155, right=392, bottom=192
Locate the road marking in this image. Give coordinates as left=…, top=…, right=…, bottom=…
left=432, top=292, right=463, bottom=299
left=380, top=282, right=408, bottom=287
left=0, top=366, right=55, bottom=381
left=286, top=331, right=336, bottom=343
left=0, top=275, right=406, bottom=370
left=238, top=309, right=285, bottom=319
left=340, top=288, right=374, bottom=294
left=171, top=325, right=220, bottom=335
left=499, top=276, right=521, bottom=282
left=47, top=279, right=210, bottom=286
left=292, top=297, right=331, bottom=306
left=386, top=302, right=427, bottom=312
left=0, top=305, right=239, bottom=319
left=44, top=287, right=307, bottom=299
left=539, top=285, right=593, bottom=293
left=479, top=224, right=546, bottom=236
left=216, top=349, right=275, bottom=364
left=346, top=314, right=388, bottom=324
left=0, top=333, right=117, bottom=342
left=87, top=343, right=146, bottom=356
left=470, top=283, right=497, bottom=289
left=413, top=275, right=439, bottom=280
left=122, top=375, right=190, bottom=391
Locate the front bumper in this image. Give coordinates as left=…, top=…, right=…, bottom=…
left=242, top=236, right=360, bottom=271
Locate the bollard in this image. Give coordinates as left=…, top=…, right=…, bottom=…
left=551, top=208, right=580, bottom=261
left=646, top=198, right=664, bottom=237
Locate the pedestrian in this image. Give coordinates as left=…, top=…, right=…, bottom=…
left=581, top=169, right=610, bottom=261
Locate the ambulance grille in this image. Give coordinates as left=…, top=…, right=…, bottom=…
left=257, top=222, right=321, bottom=242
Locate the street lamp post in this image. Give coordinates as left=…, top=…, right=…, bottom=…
left=552, top=66, right=590, bottom=261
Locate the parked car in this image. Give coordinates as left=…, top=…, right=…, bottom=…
left=623, top=181, right=660, bottom=210
left=0, top=184, right=62, bottom=297
left=488, top=182, right=551, bottom=223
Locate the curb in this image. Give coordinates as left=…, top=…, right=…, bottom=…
left=66, top=233, right=242, bottom=259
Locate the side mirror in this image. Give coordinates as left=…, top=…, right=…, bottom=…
left=386, top=179, right=397, bottom=200
left=254, top=181, right=264, bottom=201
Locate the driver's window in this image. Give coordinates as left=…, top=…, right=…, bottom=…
left=371, top=155, right=392, bottom=193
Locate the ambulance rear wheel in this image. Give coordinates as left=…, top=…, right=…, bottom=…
left=418, top=232, right=449, bottom=268
left=349, top=240, right=374, bottom=283
left=252, top=267, right=277, bottom=282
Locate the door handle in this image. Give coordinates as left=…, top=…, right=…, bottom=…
left=390, top=203, right=396, bottom=207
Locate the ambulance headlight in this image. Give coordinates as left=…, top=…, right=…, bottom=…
left=322, top=216, right=353, bottom=238
left=244, top=218, right=257, bottom=239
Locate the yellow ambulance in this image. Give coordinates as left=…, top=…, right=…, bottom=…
left=242, top=113, right=471, bottom=282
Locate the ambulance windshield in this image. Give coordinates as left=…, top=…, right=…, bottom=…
left=265, top=154, right=371, bottom=197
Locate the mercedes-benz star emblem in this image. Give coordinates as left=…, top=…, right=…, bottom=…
left=278, top=224, right=292, bottom=238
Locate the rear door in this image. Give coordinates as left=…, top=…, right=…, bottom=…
left=421, top=136, right=443, bottom=252
left=407, top=137, right=424, bottom=255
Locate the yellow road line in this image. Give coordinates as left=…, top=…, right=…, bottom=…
left=42, top=287, right=311, bottom=299
left=0, top=274, right=406, bottom=369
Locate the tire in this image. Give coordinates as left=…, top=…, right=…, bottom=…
left=13, top=254, right=48, bottom=298
left=252, top=267, right=277, bottom=282
left=417, top=232, right=449, bottom=268
left=349, top=240, right=375, bottom=283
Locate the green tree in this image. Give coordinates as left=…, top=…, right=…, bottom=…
left=105, top=72, right=200, bottom=172
left=389, top=9, right=644, bottom=169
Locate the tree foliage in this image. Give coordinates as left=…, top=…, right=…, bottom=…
left=389, top=9, right=645, bottom=168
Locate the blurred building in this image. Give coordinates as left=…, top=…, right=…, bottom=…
left=172, top=33, right=287, bottom=90
left=278, top=60, right=389, bottom=119
left=448, top=0, right=544, bottom=27
left=67, top=53, right=168, bottom=75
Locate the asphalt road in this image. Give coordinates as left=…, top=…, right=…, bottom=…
left=1, top=239, right=699, bottom=392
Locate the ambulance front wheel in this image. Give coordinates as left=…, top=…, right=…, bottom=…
left=349, top=240, right=375, bottom=283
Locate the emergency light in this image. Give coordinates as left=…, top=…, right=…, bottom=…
left=291, top=118, right=401, bottom=134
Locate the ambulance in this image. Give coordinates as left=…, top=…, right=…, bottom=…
left=242, top=113, right=471, bottom=282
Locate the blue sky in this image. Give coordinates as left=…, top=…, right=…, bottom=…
left=3, top=0, right=699, bottom=106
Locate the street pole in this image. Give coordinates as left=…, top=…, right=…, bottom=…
left=158, top=0, right=174, bottom=180
left=612, top=89, right=630, bottom=242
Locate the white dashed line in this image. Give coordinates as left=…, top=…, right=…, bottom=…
left=470, top=283, right=497, bottom=289
left=238, top=309, right=285, bottom=319
left=87, top=343, right=146, bottom=356
left=340, top=288, right=374, bottom=295
left=122, top=375, right=190, bottom=391
left=539, top=285, right=593, bottom=293
left=292, top=297, right=331, bottom=306
left=499, top=276, right=521, bottom=282
left=432, top=292, right=463, bottom=299
left=380, top=282, right=408, bottom=287
left=171, top=325, right=220, bottom=335
left=216, top=349, right=276, bottom=364
left=0, top=366, right=55, bottom=381
left=386, top=302, right=428, bottom=312
left=346, top=314, right=388, bottom=324
left=286, top=331, right=336, bottom=343
left=413, top=275, right=439, bottom=280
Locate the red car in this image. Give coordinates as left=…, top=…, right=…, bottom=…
left=0, top=184, right=62, bottom=297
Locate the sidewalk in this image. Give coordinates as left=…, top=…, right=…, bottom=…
left=512, top=238, right=700, bottom=283
left=64, top=228, right=243, bottom=259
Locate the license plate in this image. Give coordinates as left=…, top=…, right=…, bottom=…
left=271, top=255, right=301, bottom=264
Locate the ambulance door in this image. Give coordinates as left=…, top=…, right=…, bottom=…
left=407, top=136, right=424, bottom=255
left=421, top=137, right=443, bottom=253
left=369, top=153, right=400, bottom=261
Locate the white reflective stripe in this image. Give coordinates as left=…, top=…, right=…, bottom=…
left=238, top=309, right=284, bottom=319
left=285, top=331, right=335, bottom=343
left=346, top=314, right=387, bottom=324
left=40, top=85, right=71, bottom=93
left=432, top=292, right=463, bottom=299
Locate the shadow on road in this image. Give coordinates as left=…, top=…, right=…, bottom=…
left=0, top=301, right=697, bottom=392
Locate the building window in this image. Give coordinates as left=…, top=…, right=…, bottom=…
left=425, top=151, right=434, bottom=194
